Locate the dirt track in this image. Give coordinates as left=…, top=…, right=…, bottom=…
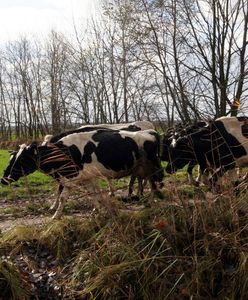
left=0, top=187, right=145, bottom=233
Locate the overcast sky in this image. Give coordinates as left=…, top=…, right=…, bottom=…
left=0, top=0, right=100, bottom=43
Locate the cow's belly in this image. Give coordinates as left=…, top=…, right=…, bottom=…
left=82, top=162, right=133, bottom=179
left=59, top=161, right=134, bottom=187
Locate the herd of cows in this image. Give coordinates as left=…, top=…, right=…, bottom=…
left=1, top=116, right=248, bottom=219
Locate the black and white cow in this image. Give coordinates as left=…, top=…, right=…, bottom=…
left=165, top=116, right=248, bottom=188
left=161, top=120, right=209, bottom=185
left=1, top=129, right=164, bottom=218
left=42, top=120, right=155, bottom=197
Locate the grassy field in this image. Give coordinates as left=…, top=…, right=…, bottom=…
left=0, top=149, right=248, bottom=299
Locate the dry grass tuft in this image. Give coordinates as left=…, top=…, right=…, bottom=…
left=0, top=260, right=31, bottom=299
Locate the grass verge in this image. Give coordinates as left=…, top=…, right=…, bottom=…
left=0, top=184, right=247, bottom=299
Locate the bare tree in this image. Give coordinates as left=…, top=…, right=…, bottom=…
left=183, top=0, right=248, bottom=117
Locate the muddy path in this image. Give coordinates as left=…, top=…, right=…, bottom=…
left=0, top=186, right=147, bottom=233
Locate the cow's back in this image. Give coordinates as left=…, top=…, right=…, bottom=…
left=43, top=121, right=154, bottom=144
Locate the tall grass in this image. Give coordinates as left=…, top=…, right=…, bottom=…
left=1, top=180, right=247, bottom=299
left=0, top=260, right=31, bottom=299
left=63, top=181, right=248, bottom=299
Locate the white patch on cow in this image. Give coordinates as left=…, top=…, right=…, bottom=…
left=216, top=117, right=248, bottom=167
left=60, top=131, right=98, bottom=154
left=16, top=144, right=27, bottom=159
left=79, top=120, right=154, bottom=131
left=119, top=129, right=156, bottom=148
left=42, top=134, right=53, bottom=145
left=171, top=137, right=177, bottom=147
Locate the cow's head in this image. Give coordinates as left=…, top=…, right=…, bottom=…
left=164, top=122, right=209, bottom=174
left=161, top=129, right=180, bottom=161
left=1, top=142, right=39, bottom=185
left=165, top=135, right=195, bottom=174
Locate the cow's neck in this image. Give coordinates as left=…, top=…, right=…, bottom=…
left=37, top=144, right=81, bottom=179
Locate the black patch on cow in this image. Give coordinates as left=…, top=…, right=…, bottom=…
left=144, top=140, right=157, bottom=161
left=241, top=124, right=248, bottom=138
left=164, top=124, right=211, bottom=175
left=92, top=131, right=139, bottom=172
left=119, top=125, right=141, bottom=131
left=68, top=144, right=83, bottom=167
left=55, top=142, right=82, bottom=168
left=82, top=142, right=96, bottom=164
left=144, top=140, right=164, bottom=182
left=237, top=116, right=248, bottom=122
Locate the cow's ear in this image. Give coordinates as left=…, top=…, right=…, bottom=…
left=8, top=150, right=17, bottom=155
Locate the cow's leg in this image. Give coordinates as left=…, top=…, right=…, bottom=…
left=137, top=178, right=144, bottom=196
left=52, top=186, right=69, bottom=219
left=50, top=184, right=64, bottom=211
left=128, top=175, right=146, bottom=197
left=148, top=178, right=158, bottom=199
left=107, top=179, right=115, bottom=197
left=128, top=175, right=136, bottom=197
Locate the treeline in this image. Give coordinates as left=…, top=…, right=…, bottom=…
left=0, top=0, right=248, bottom=140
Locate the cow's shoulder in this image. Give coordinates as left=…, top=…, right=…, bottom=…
left=54, top=141, right=83, bottom=168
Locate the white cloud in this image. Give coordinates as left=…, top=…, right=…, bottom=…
left=0, top=0, right=99, bottom=42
